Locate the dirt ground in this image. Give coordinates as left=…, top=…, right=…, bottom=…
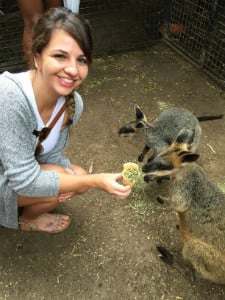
left=1, top=43, right=225, bottom=300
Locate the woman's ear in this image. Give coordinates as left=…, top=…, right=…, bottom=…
left=33, top=53, right=41, bottom=70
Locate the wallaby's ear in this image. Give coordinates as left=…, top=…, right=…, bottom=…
left=179, top=152, right=200, bottom=163
left=175, top=129, right=195, bottom=145
left=135, top=105, right=145, bottom=120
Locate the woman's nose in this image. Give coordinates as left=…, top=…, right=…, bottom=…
left=64, top=65, right=77, bottom=75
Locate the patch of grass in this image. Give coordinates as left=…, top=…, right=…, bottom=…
left=128, top=173, right=156, bottom=220
left=157, top=101, right=171, bottom=111
left=218, top=181, right=225, bottom=194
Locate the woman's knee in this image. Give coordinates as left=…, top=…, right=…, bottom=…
left=40, top=163, right=70, bottom=173
left=71, top=163, right=88, bottom=175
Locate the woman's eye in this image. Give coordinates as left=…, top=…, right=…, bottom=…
left=53, top=54, right=66, bottom=60
left=77, top=57, right=88, bottom=65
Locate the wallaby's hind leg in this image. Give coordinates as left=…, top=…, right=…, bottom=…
left=156, top=245, right=196, bottom=282
left=182, top=239, right=225, bottom=284
left=138, top=145, right=150, bottom=162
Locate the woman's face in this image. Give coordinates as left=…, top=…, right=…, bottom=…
left=34, top=29, right=89, bottom=98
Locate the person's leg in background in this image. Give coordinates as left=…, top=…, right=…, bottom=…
left=44, top=0, right=62, bottom=10
left=17, top=0, right=62, bottom=67
left=17, top=0, right=43, bottom=67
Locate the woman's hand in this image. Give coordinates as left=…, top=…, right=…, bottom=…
left=95, top=173, right=132, bottom=199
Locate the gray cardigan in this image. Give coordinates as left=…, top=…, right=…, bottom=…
left=0, top=71, right=83, bottom=229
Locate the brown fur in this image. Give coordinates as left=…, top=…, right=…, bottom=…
left=143, top=130, right=225, bottom=284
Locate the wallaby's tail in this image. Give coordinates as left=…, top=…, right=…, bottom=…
left=197, top=114, right=223, bottom=121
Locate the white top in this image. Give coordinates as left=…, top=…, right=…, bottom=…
left=19, top=71, right=66, bottom=154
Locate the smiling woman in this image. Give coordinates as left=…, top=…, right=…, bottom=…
left=31, top=28, right=89, bottom=108
left=0, top=7, right=132, bottom=234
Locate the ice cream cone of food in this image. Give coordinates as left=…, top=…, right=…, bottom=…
left=122, top=162, right=140, bottom=186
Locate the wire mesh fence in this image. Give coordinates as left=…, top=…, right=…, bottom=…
left=0, top=0, right=164, bottom=73
left=0, top=0, right=24, bottom=72
left=79, top=0, right=164, bottom=55
left=162, top=0, right=225, bottom=87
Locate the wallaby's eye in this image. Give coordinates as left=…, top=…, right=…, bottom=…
left=144, top=161, right=173, bottom=172
left=136, top=122, right=145, bottom=129
left=157, top=162, right=173, bottom=171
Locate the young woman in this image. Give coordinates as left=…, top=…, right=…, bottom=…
left=0, top=7, right=131, bottom=233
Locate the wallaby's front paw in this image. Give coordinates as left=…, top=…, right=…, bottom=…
left=156, top=245, right=174, bottom=265
left=138, top=155, right=144, bottom=162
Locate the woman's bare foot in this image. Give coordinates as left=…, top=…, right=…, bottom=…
left=19, top=213, right=71, bottom=233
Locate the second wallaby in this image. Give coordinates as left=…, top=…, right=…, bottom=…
left=143, top=129, right=225, bottom=284
left=118, top=105, right=223, bottom=162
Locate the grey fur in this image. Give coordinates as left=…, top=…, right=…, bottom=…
left=118, top=106, right=222, bottom=163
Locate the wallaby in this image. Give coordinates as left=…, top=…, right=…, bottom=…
left=143, top=129, right=225, bottom=284
left=118, top=105, right=223, bottom=163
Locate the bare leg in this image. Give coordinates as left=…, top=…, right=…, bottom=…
left=17, top=163, right=78, bottom=232
left=18, top=197, right=72, bottom=233
left=17, top=0, right=62, bottom=67
left=17, top=0, right=43, bottom=67
left=45, top=0, right=63, bottom=9
left=18, top=195, right=58, bottom=219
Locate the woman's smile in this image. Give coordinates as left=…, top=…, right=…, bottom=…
left=58, top=76, right=75, bottom=88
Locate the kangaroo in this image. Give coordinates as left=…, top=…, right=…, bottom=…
left=143, top=129, right=225, bottom=284
left=118, top=105, right=223, bottom=163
